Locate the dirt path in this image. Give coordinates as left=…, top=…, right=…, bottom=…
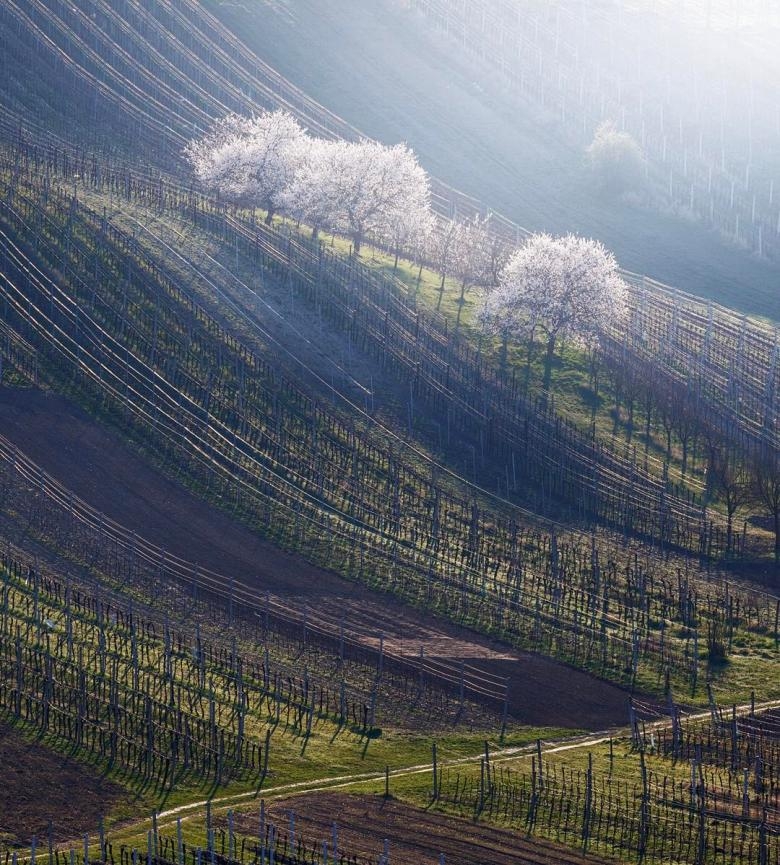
left=0, top=385, right=631, bottom=730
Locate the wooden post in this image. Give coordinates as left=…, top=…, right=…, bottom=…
left=639, top=748, right=649, bottom=858
left=177, top=818, right=183, bottom=865
left=263, top=729, right=270, bottom=780
left=432, top=742, right=438, bottom=801
left=259, top=800, right=266, bottom=862
left=536, top=739, right=544, bottom=790
left=500, top=680, right=509, bottom=741
left=582, top=752, right=593, bottom=852
left=760, top=808, right=768, bottom=865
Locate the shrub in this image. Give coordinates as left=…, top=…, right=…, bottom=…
left=586, top=121, right=646, bottom=197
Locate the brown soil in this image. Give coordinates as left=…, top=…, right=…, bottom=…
left=0, top=721, right=128, bottom=846
left=0, top=385, right=632, bottom=730
left=236, top=792, right=613, bottom=865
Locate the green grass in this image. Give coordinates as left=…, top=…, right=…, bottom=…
left=0, top=545, right=576, bottom=851
left=9, top=166, right=780, bottom=699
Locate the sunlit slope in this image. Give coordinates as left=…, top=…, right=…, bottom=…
left=3, top=146, right=774, bottom=703
left=208, top=0, right=780, bottom=319
left=3, top=0, right=779, bottom=316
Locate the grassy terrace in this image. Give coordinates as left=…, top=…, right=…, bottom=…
left=4, top=152, right=780, bottom=707
left=0, top=140, right=774, bottom=695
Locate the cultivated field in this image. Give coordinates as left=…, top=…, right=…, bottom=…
left=1, top=0, right=780, bottom=862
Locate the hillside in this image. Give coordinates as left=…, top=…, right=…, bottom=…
left=208, top=0, right=780, bottom=319
left=2, top=0, right=780, bottom=863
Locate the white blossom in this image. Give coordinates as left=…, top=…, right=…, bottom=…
left=185, top=110, right=307, bottom=222
left=450, top=217, right=494, bottom=297
left=186, top=116, right=433, bottom=253
left=482, top=232, right=628, bottom=353
left=278, top=137, right=337, bottom=238
left=323, top=140, right=431, bottom=254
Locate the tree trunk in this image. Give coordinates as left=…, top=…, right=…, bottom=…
left=436, top=273, right=446, bottom=310
left=524, top=330, right=537, bottom=394
left=353, top=230, right=363, bottom=255
left=726, top=508, right=734, bottom=557
left=542, top=334, right=556, bottom=394
left=499, top=333, right=508, bottom=371
left=774, top=509, right=780, bottom=564
left=264, top=207, right=275, bottom=225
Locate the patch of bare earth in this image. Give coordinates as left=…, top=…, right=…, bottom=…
left=0, top=721, right=128, bottom=846
left=0, top=387, right=631, bottom=730
left=236, top=792, right=614, bottom=865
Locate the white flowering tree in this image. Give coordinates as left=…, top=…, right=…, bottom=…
left=449, top=216, right=495, bottom=325
left=187, top=114, right=433, bottom=256
left=428, top=219, right=461, bottom=310
left=279, top=137, right=338, bottom=239
left=383, top=188, right=435, bottom=272
left=324, top=140, right=431, bottom=254
left=185, top=110, right=307, bottom=223
left=481, top=233, right=627, bottom=389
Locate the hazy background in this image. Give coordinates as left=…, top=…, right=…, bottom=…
left=207, top=0, right=780, bottom=315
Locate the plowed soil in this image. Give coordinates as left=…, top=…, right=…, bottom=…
left=0, top=386, right=631, bottom=730
left=237, top=792, right=613, bottom=865
left=0, top=721, right=127, bottom=846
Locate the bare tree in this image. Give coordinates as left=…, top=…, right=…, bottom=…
left=706, top=437, right=752, bottom=556
left=750, top=447, right=780, bottom=564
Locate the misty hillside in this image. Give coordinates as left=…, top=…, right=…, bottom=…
left=2, top=0, right=780, bottom=314
left=2, top=2, right=780, bottom=864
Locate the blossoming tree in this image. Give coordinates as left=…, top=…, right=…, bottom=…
left=481, top=232, right=628, bottom=389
